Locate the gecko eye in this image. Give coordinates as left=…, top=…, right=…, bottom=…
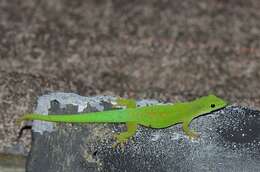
left=210, top=104, right=215, bottom=108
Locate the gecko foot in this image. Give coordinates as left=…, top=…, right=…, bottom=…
left=112, top=133, right=131, bottom=148
left=187, top=132, right=200, bottom=140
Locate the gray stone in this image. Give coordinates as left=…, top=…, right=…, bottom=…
left=26, top=93, right=260, bottom=172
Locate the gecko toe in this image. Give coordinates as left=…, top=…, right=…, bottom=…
left=189, top=132, right=200, bottom=140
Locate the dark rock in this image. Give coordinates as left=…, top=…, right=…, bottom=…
left=26, top=93, right=260, bottom=172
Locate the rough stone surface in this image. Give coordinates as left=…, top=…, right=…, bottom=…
left=1, top=0, right=260, bottom=161
left=0, top=71, right=76, bottom=156
left=26, top=93, right=260, bottom=172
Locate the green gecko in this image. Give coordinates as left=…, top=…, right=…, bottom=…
left=17, top=94, right=227, bottom=143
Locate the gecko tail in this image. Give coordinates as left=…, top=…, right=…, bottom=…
left=16, top=109, right=136, bottom=123
left=16, top=114, right=35, bottom=125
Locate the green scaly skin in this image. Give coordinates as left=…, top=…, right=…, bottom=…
left=17, top=95, right=227, bottom=143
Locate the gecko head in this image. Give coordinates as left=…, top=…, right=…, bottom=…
left=194, top=94, right=228, bottom=114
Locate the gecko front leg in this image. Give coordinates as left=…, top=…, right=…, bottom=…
left=182, top=120, right=200, bottom=139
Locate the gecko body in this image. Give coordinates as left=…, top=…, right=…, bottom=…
left=18, top=94, right=227, bottom=143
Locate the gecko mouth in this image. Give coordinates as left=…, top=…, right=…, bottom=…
left=208, top=105, right=227, bottom=115
left=211, top=106, right=227, bottom=113
left=193, top=105, right=228, bottom=120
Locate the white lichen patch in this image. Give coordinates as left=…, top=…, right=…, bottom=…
left=32, top=92, right=116, bottom=134
left=137, top=99, right=160, bottom=107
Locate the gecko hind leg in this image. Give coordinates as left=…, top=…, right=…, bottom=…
left=113, top=98, right=137, bottom=108
left=113, top=122, right=138, bottom=147
left=112, top=98, right=137, bottom=147
left=182, top=121, right=200, bottom=140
